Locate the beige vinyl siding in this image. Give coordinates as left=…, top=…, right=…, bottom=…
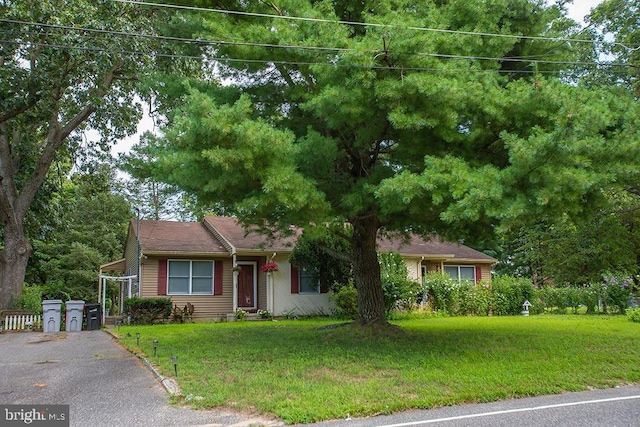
left=141, top=257, right=235, bottom=320
left=123, top=226, right=139, bottom=276
left=477, top=264, right=492, bottom=283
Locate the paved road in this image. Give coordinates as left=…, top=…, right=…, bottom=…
left=304, top=385, right=640, bottom=427
left=0, top=330, right=280, bottom=427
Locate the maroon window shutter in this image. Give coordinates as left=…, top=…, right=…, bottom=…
left=475, top=265, right=482, bottom=284
left=320, top=280, right=329, bottom=294
left=158, top=259, right=167, bottom=295
left=291, top=266, right=299, bottom=294
left=214, top=260, right=223, bottom=295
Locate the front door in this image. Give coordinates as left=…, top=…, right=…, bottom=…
left=237, top=263, right=256, bottom=309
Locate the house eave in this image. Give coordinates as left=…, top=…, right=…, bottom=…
left=446, top=257, right=497, bottom=264
left=203, top=220, right=237, bottom=255
left=100, top=258, right=126, bottom=273
left=143, top=251, right=231, bottom=258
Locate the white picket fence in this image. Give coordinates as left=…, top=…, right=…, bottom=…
left=2, top=313, right=42, bottom=332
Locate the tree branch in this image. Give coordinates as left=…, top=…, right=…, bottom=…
left=14, top=62, right=123, bottom=219
left=0, top=95, right=43, bottom=125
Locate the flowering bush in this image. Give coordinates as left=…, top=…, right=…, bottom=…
left=603, top=273, right=632, bottom=314
left=379, top=252, right=420, bottom=313
left=235, top=308, right=246, bottom=321
left=423, top=272, right=460, bottom=315
left=257, top=309, right=272, bottom=320
left=260, top=261, right=279, bottom=272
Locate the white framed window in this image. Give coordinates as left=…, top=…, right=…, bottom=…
left=168, top=260, right=213, bottom=295
left=299, top=264, right=319, bottom=293
left=444, top=265, right=475, bottom=283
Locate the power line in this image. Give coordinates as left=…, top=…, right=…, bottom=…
left=0, top=18, right=350, bottom=54
left=1, top=19, right=633, bottom=70
left=5, top=36, right=632, bottom=79
left=109, top=0, right=640, bottom=51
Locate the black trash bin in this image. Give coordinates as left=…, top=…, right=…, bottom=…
left=85, top=303, right=102, bottom=330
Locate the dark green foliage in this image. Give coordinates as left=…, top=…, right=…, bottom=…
left=378, top=252, right=420, bottom=313
left=27, top=163, right=131, bottom=302
left=496, top=214, right=638, bottom=287
left=40, top=281, right=96, bottom=304
left=124, top=297, right=172, bottom=325
left=289, top=226, right=352, bottom=292
left=490, top=275, right=535, bottom=315
left=603, top=274, right=633, bottom=314
left=122, top=0, right=640, bottom=325
left=0, top=0, right=164, bottom=308
left=423, top=272, right=634, bottom=317
left=531, top=275, right=633, bottom=315
left=9, top=284, right=44, bottom=315
left=588, top=0, right=640, bottom=93
left=329, top=282, right=359, bottom=319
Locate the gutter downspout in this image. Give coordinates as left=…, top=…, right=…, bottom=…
left=232, top=252, right=238, bottom=314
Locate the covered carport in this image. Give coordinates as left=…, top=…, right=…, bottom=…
left=99, top=259, right=137, bottom=325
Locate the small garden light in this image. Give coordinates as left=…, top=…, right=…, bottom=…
left=153, top=340, right=158, bottom=356
left=114, top=320, right=121, bottom=330
left=136, top=332, right=140, bottom=346
left=171, top=355, right=178, bottom=377
left=522, top=300, right=532, bottom=316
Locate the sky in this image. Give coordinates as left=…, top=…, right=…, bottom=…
left=565, top=0, right=604, bottom=24
left=110, top=0, right=606, bottom=155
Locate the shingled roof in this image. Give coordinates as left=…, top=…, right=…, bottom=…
left=378, top=234, right=496, bottom=262
left=133, top=219, right=228, bottom=255
left=203, top=216, right=299, bottom=252
left=131, top=217, right=494, bottom=263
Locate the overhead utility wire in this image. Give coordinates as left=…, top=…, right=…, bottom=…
left=0, top=18, right=349, bottom=54
left=110, top=0, right=640, bottom=51
left=1, top=19, right=632, bottom=69
left=4, top=37, right=602, bottom=76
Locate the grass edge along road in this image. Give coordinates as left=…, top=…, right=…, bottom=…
left=116, top=315, right=640, bottom=424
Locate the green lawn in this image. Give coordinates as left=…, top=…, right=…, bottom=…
left=115, top=315, right=640, bottom=424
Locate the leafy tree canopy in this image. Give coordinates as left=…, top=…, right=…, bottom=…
left=0, top=0, right=195, bottom=308
left=129, top=0, right=640, bottom=326
left=588, top=0, right=640, bottom=94
left=288, top=225, right=352, bottom=292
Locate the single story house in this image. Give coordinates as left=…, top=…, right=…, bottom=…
left=100, top=216, right=496, bottom=320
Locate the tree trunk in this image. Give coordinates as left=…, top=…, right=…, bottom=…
left=350, top=215, right=388, bottom=326
left=0, top=224, right=32, bottom=309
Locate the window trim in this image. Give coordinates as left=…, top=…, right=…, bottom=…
left=298, top=264, right=320, bottom=294
left=167, top=259, right=214, bottom=295
left=444, top=265, right=476, bottom=283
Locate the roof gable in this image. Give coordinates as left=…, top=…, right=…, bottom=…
left=203, top=216, right=298, bottom=252
left=133, top=219, right=228, bottom=255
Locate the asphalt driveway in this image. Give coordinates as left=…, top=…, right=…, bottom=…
left=0, top=330, right=280, bottom=427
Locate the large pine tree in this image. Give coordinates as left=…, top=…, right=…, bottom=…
left=130, top=0, right=640, bottom=327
